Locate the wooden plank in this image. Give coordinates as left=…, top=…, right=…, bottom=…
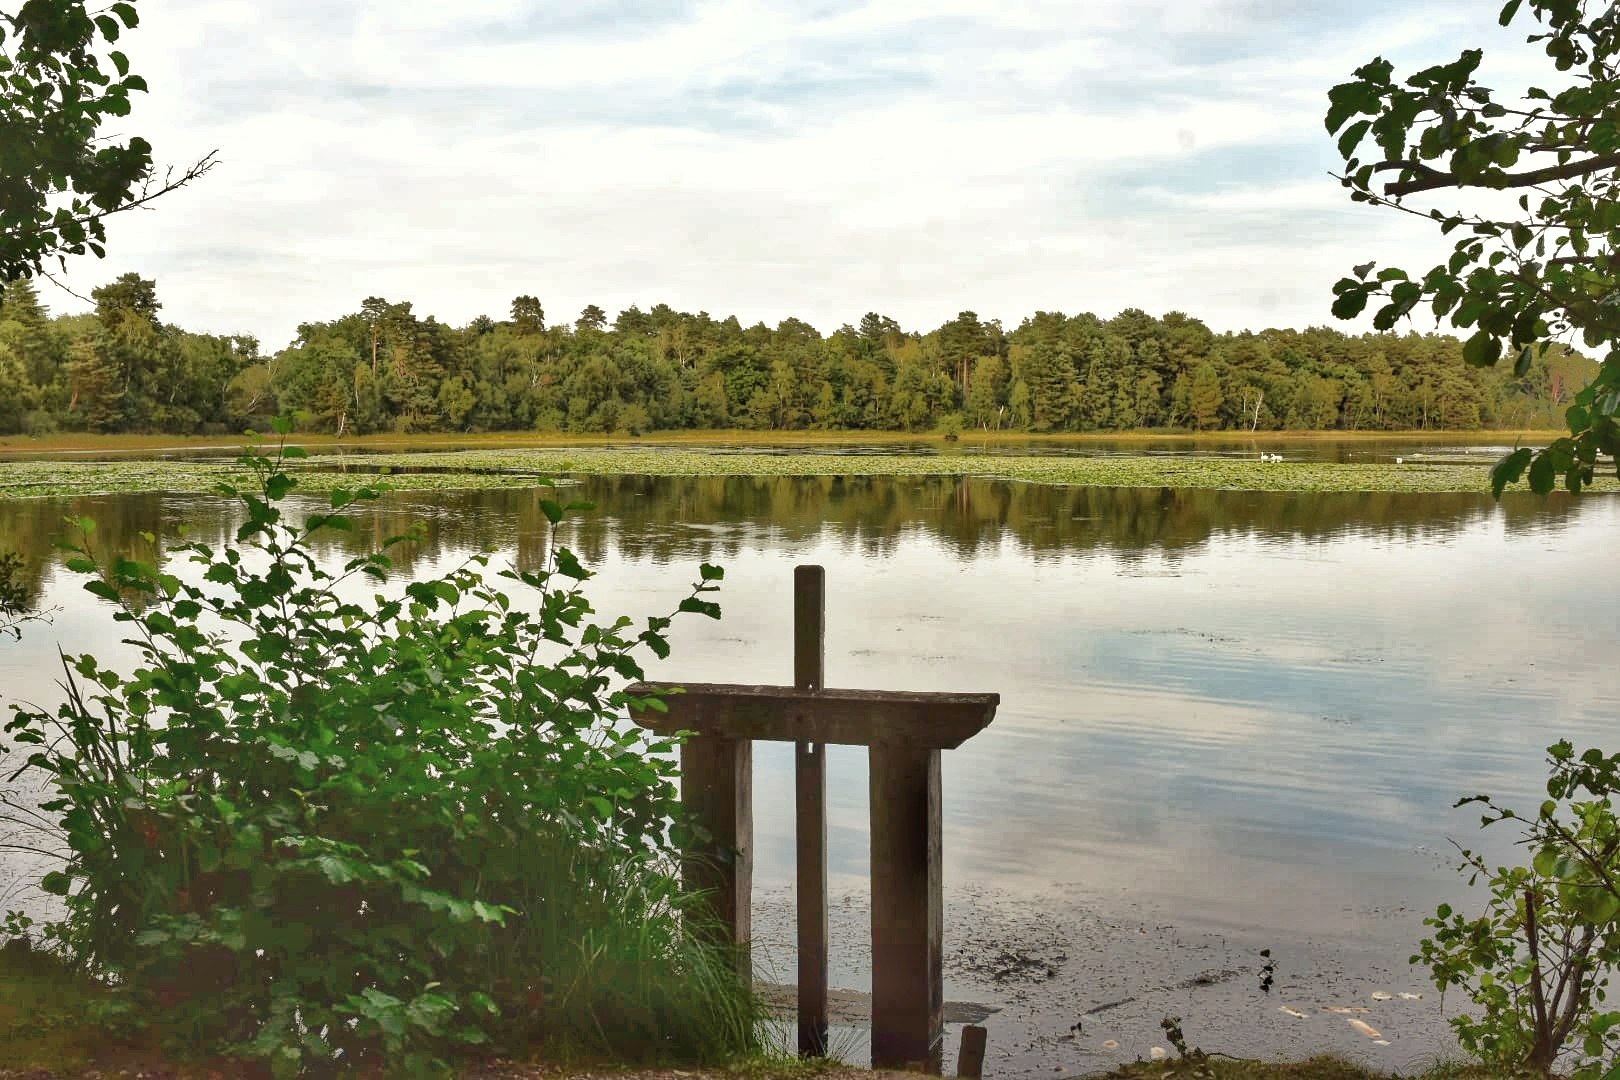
left=869, top=744, right=944, bottom=1074
left=957, top=1024, right=988, bottom=1079
left=794, top=565, right=825, bottom=692
left=680, top=734, right=752, bottom=984
left=795, top=739, right=828, bottom=1056
left=627, top=684, right=998, bottom=749
left=794, top=565, right=830, bottom=1058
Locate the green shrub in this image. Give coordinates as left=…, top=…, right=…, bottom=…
left=1, top=423, right=750, bottom=1076
left=1417, top=741, right=1620, bottom=1078
left=22, top=410, right=56, bottom=438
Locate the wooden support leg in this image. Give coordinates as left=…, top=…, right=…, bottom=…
left=681, top=735, right=753, bottom=983
left=796, top=739, right=829, bottom=1056
left=869, top=744, right=943, bottom=1074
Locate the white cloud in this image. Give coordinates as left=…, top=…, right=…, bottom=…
left=34, top=0, right=1558, bottom=348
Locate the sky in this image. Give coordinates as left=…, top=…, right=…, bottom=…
left=34, top=0, right=1550, bottom=352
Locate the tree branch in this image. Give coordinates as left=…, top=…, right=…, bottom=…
left=1380, top=152, right=1620, bottom=197
left=2, top=151, right=220, bottom=251
left=38, top=269, right=92, bottom=304
left=1524, top=887, right=1552, bottom=1044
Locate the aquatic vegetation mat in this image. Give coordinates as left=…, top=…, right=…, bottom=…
left=1, top=447, right=1616, bottom=499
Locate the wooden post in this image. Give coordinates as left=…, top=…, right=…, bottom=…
left=681, top=734, right=752, bottom=982
left=957, top=1024, right=988, bottom=1079
left=794, top=566, right=829, bottom=1058
left=869, top=744, right=944, bottom=1073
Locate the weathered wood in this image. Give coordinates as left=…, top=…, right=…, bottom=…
left=627, top=684, right=997, bottom=749
left=680, top=734, right=752, bottom=983
left=795, top=745, right=829, bottom=1054
left=795, top=565, right=830, bottom=1058
left=623, top=565, right=1001, bottom=1072
left=869, top=744, right=944, bottom=1073
left=794, top=565, right=825, bottom=692
left=957, top=1024, right=988, bottom=1079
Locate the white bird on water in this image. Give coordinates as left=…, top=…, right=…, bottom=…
left=1395, top=456, right=1404, bottom=464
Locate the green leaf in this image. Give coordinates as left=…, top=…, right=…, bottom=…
left=94, top=15, right=119, bottom=41
left=110, top=2, right=139, bottom=28
left=471, top=900, right=507, bottom=925
left=83, top=581, right=120, bottom=603
left=1514, top=345, right=1536, bottom=377
left=264, top=473, right=295, bottom=501
left=1490, top=447, right=1533, bottom=496
left=1592, top=120, right=1620, bottom=155
left=1528, top=449, right=1557, bottom=493
left=40, top=871, right=70, bottom=896
left=1326, top=80, right=1379, bottom=133
left=678, top=597, right=722, bottom=619
left=315, top=855, right=356, bottom=884
left=1337, top=119, right=1372, bottom=158
left=110, top=50, right=130, bottom=77
left=699, top=563, right=724, bottom=582
left=554, top=547, right=591, bottom=580
left=271, top=416, right=294, bottom=435
left=1331, top=288, right=1369, bottom=320
left=539, top=498, right=563, bottom=525
left=1462, top=331, right=1502, bottom=368
left=1498, top=0, right=1523, bottom=24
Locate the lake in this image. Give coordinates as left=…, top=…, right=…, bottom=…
left=2, top=469, right=1617, bottom=1076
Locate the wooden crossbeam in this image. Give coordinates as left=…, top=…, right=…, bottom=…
left=626, top=684, right=997, bottom=749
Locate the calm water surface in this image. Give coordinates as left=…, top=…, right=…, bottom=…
left=1, top=475, right=1616, bottom=1071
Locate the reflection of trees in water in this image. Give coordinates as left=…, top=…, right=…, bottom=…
left=555, top=476, right=1588, bottom=563
left=0, top=495, right=200, bottom=613
left=0, top=479, right=1596, bottom=596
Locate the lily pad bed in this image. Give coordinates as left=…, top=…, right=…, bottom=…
left=0, top=448, right=1615, bottom=499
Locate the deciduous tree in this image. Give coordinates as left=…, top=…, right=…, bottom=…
left=0, top=0, right=215, bottom=284
left=1326, top=0, right=1620, bottom=493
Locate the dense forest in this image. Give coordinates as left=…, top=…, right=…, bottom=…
left=0, top=274, right=1598, bottom=438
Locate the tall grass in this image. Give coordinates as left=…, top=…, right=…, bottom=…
left=473, top=836, right=766, bottom=1064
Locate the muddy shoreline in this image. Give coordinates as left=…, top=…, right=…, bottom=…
left=750, top=882, right=1458, bottom=1078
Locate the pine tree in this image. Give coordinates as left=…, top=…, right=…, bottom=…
left=1190, top=362, right=1225, bottom=430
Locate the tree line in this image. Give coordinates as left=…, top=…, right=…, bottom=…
left=0, top=274, right=1596, bottom=438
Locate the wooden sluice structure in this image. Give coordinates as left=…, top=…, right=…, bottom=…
left=628, top=565, right=999, bottom=1074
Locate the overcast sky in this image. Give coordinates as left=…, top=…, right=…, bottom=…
left=36, top=0, right=1546, bottom=351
